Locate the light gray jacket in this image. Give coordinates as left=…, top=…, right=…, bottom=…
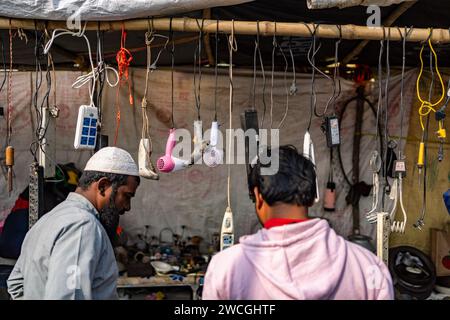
left=7, top=192, right=118, bottom=300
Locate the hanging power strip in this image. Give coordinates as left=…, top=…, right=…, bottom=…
left=29, top=162, right=43, bottom=229
left=376, top=212, right=390, bottom=265
left=325, top=116, right=340, bottom=147
left=74, top=105, right=98, bottom=149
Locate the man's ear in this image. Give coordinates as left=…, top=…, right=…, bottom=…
left=253, top=187, right=264, bottom=210
left=97, top=177, right=112, bottom=197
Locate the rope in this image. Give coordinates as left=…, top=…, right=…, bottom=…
left=7, top=21, right=13, bottom=146
left=114, top=24, right=133, bottom=145
left=227, top=20, right=237, bottom=209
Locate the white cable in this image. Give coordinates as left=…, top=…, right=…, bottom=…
left=44, top=27, right=119, bottom=107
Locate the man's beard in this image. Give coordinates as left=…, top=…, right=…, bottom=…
left=99, top=196, right=121, bottom=247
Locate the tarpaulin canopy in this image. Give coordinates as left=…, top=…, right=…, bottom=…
left=0, top=0, right=252, bottom=21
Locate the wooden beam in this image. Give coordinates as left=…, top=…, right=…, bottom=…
left=202, top=9, right=215, bottom=66
left=0, top=17, right=449, bottom=43
left=342, top=1, right=418, bottom=65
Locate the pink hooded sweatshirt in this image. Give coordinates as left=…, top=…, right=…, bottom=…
left=203, top=218, right=394, bottom=300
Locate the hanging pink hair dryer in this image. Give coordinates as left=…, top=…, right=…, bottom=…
left=157, top=129, right=188, bottom=173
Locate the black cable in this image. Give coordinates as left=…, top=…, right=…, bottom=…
left=252, top=24, right=257, bottom=111
left=397, top=26, right=413, bottom=158
left=193, top=19, right=204, bottom=120
left=337, top=96, right=384, bottom=187
left=307, top=24, right=319, bottom=131
left=96, top=24, right=105, bottom=128
left=382, top=28, right=390, bottom=210
left=332, top=25, right=342, bottom=114
left=288, top=37, right=296, bottom=95
left=251, top=21, right=267, bottom=128
left=270, top=22, right=277, bottom=129
left=256, top=22, right=267, bottom=129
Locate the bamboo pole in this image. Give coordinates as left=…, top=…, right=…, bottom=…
left=0, top=17, right=449, bottom=43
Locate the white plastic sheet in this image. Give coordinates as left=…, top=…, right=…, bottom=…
left=0, top=0, right=253, bottom=21
left=307, top=0, right=415, bottom=9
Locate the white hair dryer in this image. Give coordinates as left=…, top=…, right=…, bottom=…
left=203, top=121, right=223, bottom=167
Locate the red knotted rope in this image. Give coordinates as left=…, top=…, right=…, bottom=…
left=114, top=24, right=134, bottom=145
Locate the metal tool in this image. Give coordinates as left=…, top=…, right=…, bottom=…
left=367, top=151, right=382, bottom=223
left=389, top=160, right=407, bottom=233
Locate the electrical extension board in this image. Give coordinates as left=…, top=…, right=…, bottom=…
left=74, top=105, right=98, bottom=150
left=29, top=163, right=44, bottom=229
left=376, top=212, right=390, bottom=265
left=325, top=116, right=340, bottom=147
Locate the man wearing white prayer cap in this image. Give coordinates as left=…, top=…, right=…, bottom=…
left=7, top=147, right=140, bottom=300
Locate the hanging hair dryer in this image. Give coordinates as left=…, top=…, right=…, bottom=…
left=157, top=129, right=188, bottom=173
left=203, top=121, right=223, bottom=167
left=138, top=138, right=159, bottom=180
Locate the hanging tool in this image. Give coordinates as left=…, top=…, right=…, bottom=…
left=389, top=160, right=407, bottom=233
left=221, top=21, right=237, bottom=251
left=366, top=151, right=382, bottom=223
left=389, top=27, right=413, bottom=233
left=6, top=24, right=14, bottom=194
left=435, top=79, right=449, bottom=162
left=139, top=20, right=160, bottom=180
left=5, top=146, right=13, bottom=194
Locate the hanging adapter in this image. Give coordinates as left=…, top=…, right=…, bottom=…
left=324, top=115, right=340, bottom=147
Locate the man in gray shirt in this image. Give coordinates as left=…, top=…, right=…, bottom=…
left=7, top=147, right=140, bottom=299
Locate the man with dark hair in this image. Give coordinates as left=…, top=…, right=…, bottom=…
left=203, top=145, right=393, bottom=300
left=7, top=147, right=140, bottom=300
